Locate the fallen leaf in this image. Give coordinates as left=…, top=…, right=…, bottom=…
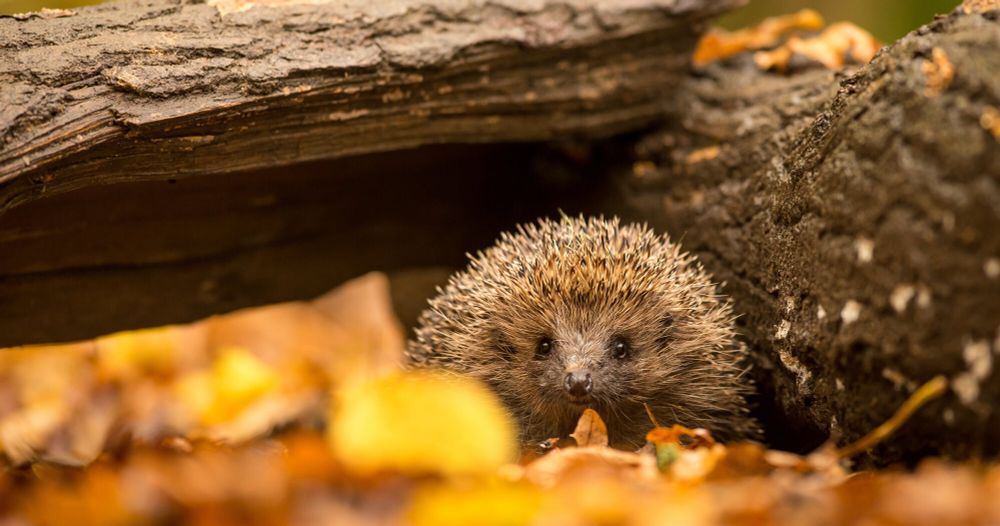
left=754, top=22, right=880, bottom=71
left=328, top=372, right=516, bottom=477
left=570, top=408, right=608, bottom=448
left=694, top=9, right=824, bottom=65
left=962, top=0, right=1000, bottom=13
left=521, top=445, right=659, bottom=488
left=408, top=479, right=542, bottom=526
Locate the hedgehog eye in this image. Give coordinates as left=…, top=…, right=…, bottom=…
left=535, top=337, right=553, bottom=359
left=611, top=337, right=630, bottom=360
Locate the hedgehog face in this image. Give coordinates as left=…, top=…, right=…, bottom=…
left=486, top=290, right=686, bottom=445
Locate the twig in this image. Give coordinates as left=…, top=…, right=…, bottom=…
left=835, top=375, right=948, bottom=459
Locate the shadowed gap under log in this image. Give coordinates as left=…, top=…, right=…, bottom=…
left=0, top=142, right=628, bottom=347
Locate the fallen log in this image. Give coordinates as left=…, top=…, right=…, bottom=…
left=614, top=7, right=1000, bottom=464
left=0, top=0, right=735, bottom=211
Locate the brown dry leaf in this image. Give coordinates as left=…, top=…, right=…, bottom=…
left=0, top=272, right=404, bottom=466
left=694, top=9, right=824, bottom=65
left=570, top=408, right=608, bottom=448
left=520, top=445, right=659, bottom=488
left=18, top=465, right=133, bottom=526
left=962, top=0, right=1000, bottom=13
left=755, top=22, right=880, bottom=71
left=310, top=272, right=405, bottom=383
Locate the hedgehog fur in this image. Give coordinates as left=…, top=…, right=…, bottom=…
left=406, top=216, right=760, bottom=449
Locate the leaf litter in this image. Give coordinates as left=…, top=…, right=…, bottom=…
left=694, top=9, right=881, bottom=72
left=0, top=273, right=997, bottom=525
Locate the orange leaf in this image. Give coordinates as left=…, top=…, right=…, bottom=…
left=693, top=9, right=825, bottom=66
left=570, top=408, right=608, bottom=448
left=645, top=425, right=716, bottom=450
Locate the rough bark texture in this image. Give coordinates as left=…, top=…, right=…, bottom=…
left=1, top=0, right=999, bottom=466
left=0, top=0, right=737, bottom=211
left=615, top=9, right=1000, bottom=464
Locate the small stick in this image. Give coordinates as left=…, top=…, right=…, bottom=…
left=643, top=402, right=661, bottom=428
left=835, top=375, right=948, bottom=459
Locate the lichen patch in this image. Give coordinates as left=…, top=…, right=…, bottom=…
left=890, top=284, right=915, bottom=313
left=840, top=300, right=861, bottom=325
left=963, top=340, right=992, bottom=381
left=854, top=237, right=874, bottom=263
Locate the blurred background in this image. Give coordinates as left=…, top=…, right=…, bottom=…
left=719, top=0, right=958, bottom=43
left=0, top=0, right=961, bottom=42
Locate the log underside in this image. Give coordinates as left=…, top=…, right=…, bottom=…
left=1, top=0, right=999, bottom=465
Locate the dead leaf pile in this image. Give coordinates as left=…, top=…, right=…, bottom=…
left=695, top=9, right=881, bottom=72
left=0, top=273, right=402, bottom=466
left=0, top=274, right=998, bottom=525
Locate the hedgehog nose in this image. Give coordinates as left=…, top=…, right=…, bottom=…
left=564, top=370, right=592, bottom=397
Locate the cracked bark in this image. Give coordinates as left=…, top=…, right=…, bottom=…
left=612, top=8, right=1000, bottom=464
left=0, top=0, right=736, bottom=210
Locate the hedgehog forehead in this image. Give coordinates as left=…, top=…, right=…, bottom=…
left=487, top=256, right=669, bottom=336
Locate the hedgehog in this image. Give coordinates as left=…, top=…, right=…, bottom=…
left=406, top=216, right=759, bottom=449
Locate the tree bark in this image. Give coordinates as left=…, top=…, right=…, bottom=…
left=613, top=8, right=1000, bottom=464
left=0, top=0, right=736, bottom=211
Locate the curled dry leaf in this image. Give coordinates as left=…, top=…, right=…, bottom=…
left=570, top=408, right=609, bottom=448
left=694, top=9, right=824, bottom=65
left=754, top=22, right=880, bottom=71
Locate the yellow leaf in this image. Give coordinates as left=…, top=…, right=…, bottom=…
left=174, top=347, right=279, bottom=426
left=328, top=372, right=516, bottom=476
left=96, top=326, right=185, bottom=379
left=408, top=479, right=541, bottom=526
left=211, top=347, right=279, bottom=407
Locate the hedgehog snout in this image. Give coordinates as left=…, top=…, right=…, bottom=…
left=564, top=369, right=593, bottom=398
